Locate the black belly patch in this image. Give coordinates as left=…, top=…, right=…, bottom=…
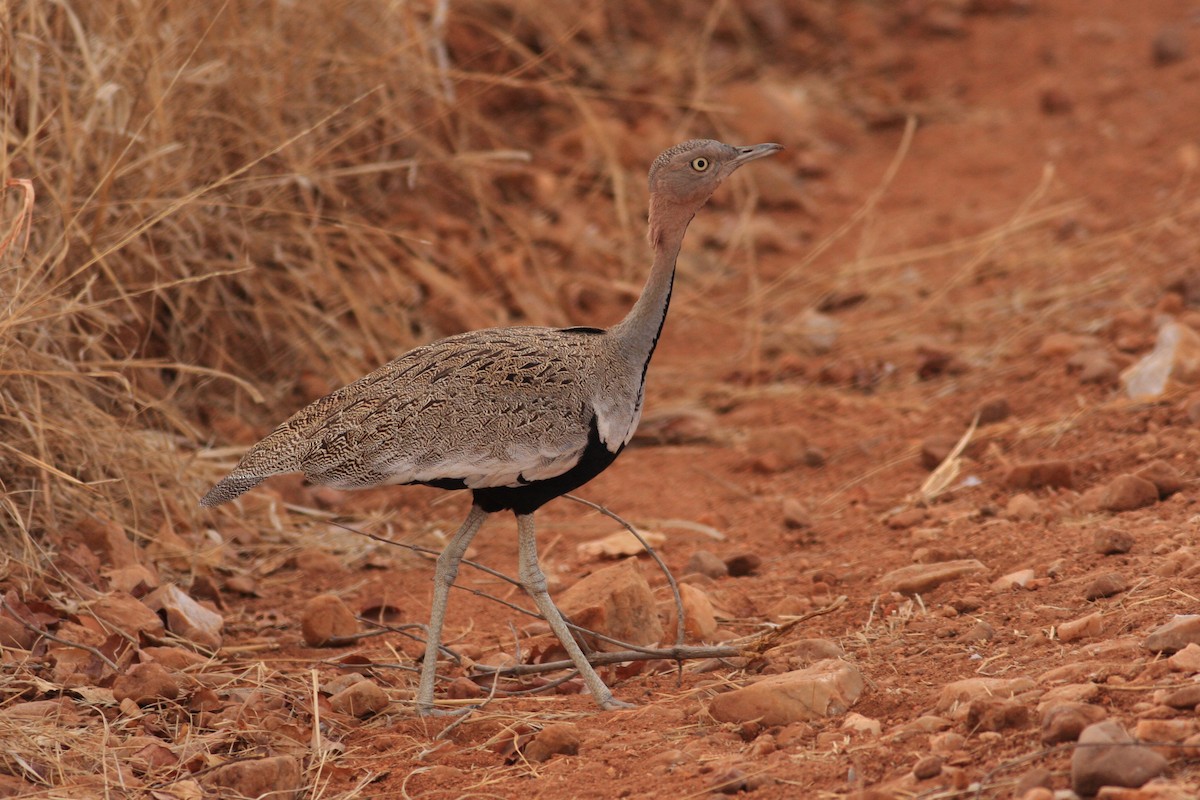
left=411, top=417, right=624, bottom=515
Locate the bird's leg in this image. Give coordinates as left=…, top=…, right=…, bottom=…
left=417, top=504, right=488, bottom=715
left=516, top=513, right=635, bottom=711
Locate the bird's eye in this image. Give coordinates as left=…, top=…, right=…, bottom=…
left=690, top=157, right=709, bottom=172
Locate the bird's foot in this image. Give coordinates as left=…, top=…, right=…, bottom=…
left=416, top=704, right=473, bottom=718
left=599, top=696, right=636, bottom=711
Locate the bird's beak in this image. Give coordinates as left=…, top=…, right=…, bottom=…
left=731, top=143, right=784, bottom=166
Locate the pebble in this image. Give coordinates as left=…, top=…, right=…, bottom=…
left=1085, top=573, right=1128, bottom=600
left=1101, top=475, right=1160, bottom=512
left=558, top=559, right=664, bottom=649
left=930, top=731, right=966, bottom=754
left=1005, top=494, right=1043, bottom=520
left=1145, top=615, right=1200, bottom=654
left=725, top=552, right=763, bottom=577
left=1059, top=612, right=1104, bottom=642
left=992, top=568, right=1036, bottom=592
left=920, top=434, right=961, bottom=470
left=665, top=583, right=719, bottom=642
left=975, top=396, right=1011, bottom=425
left=1072, top=349, right=1120, bottom=383
left=1152, top=25, right=1187, bottom=66
left=143, top=584, right=224, bottom=650
left=887, top=508, right=928, bottom=529
left=966, top=698, right=1031, bottom=732
left=524, top=723, right=581, bottom=762
left=1135, top=460, right=1185, bottom=498
left=1167, top=642, right=1200, bottom=671
left=300, top=594, right=359, bottom=647
left=329, top=679, right=388, bottom=718
left=841, top=712, right=881, bottom=737
left=1040, top=701, right=1107, bottom=744
left=936, top=677, right=1036, bottom=714
left=1004, top=461, right=1074, bottom=490
left=912, top=755, right=942, bottom=780
left=1014, top=768, right=1053, bottom=796
left=76, top=517, right=142, bottom=569
left=879, top=559, right=987, bottom=594
left=0, top=617, right=34, bottom=650
left=707, top=660, right=864, bottom=725
left=112, top=662, right=181, bottom=706
left=1040, top=85, right=1074, bottom=115
left=1133, top=719, right=1198, bottom=758
left=1093, top=528, right=1135, bottom=555
left=1019, top=789, right=1053, bottom=800
left=202, top=755, right=303, bottom=800
left=684, top=550, right=728, bottom=579
left=1071, top=721, right=1168, bottom=796
left=781, top=498, right=812, bottom=530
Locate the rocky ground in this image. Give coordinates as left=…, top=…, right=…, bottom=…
left=5, top=1, right=1200, bottom=798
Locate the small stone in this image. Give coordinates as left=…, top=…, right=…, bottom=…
left=143, top=584, right=223, bottom=650
left=558, top=559, right=663, bottom=650
left=1020, top=789, right=1053, bottom=800
left=930, top=731, right=966, bottom=753
left=1133, top=718, right=1199, bottom=759
left=1146, top=616, right=1200, bottom=654
left=668, top=583, right=719, bottom=642
left=301, top=594, right=359, bottom=647
left=1071, top=721, right=1168, bottom=796
left=76, top=517, right=142, bottom=568
left=293, top=548, right=346, bottom=575
left=1014, top=767, right=1054, bottom=797
left=708, top=660, right=864, bottom=725
left=963, top=620, right=996, bottom=642
left=1093, top=528, right=1135, bottom=555
left=1085, top=573, right=1128, bottom=600
left=1058, top=612, right=1104, bottom=642
left=1039, top=332, right=1090, bottom=357
left=936, top=677, right=1036, bottom=715
left=1101, top=475, right=1160, bottom=512
left=841, top=712, right=881, bottom=737
left=1073, top=349, right=1120, bottom=384
left=1041, top=701, right=1107, bottom=744
left=912, top=755, right=942, bottom=780
left=89, top=591, right=166, bottom=640
left=887, top=508, right=928, bottom=529
left=921, top=434, right=961, bottom=470
left=0, top=616, right=34, bottom=650
left=1005, top=493, right=1043, bottom=520
left=879, top=559, right=988, bottom=594
left=975, top=396, right=1011, bottom=425
left=524, top=723, right=581, bottom=763
left=1152, top=25, right=1187, bottom=66
left=329, top=680, right=388, bottom=718
left=803, top=447, right=827, bottom=468
left=992, top=568, right=1036, bottom=592
left=1167, top=642, right=1200, bottom=671
left=725, top=552, right=762, bottom=577
left=781, top=498, right=812, bottom=530
left=684, top=550, right=728, bottom=579
left=1004, top=461, right=1074, bottom=490
left=203, top=756, right=303, bottom=800
left=1135, top=460, right=1185, bottom=498
left=112, top=662, right=181, bottom=706
left=966, top=698, right=1032, bottom=732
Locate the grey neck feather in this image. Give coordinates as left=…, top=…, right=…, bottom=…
left=607, top=210, right=692, bottom=366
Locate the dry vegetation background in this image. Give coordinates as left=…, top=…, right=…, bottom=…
left=5, top=0, right=1200, bottom=797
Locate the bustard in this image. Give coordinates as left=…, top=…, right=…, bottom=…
left=202, top=139, right=783, bottom=713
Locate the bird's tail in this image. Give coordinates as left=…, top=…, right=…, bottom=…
left=200, top=472, right=267, bottom=507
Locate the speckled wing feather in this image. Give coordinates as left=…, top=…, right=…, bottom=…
left=201, top=326, right=640, bottom=506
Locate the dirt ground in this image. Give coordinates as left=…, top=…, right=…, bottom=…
left=8, top=0, right=1200, bottom=798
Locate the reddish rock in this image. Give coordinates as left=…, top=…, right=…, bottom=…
left=1093, top=528, right=1135, bottom=555
left=708, top=660, right=864, bottom=725
left=879, top=560, right=987, bottom=594
left=975, top=396, right=1011, bottom=425
left=1101, top=475, right=1161, bottom=512
left=1146, top=615, right=1200, bottom=654
left=912, top=755, right=942, bottom=780
left=966, top=698, right=1032, bottom=732
left=684, top=550, right=728, bottom=579
left=301, top=594, right=359, bottom=647
left=920, top=434, right=961, bottom=470
left=88, top=591, right=165, bottom=640
left=113, top=662, right=181, bottom=706
left=1058, top=612, right=1104, bottom=642
left=1167, top=642, right=1200, bottom=671
left=1004, top=461, right=1074, bottom=490
left=558, top=559, right=664, bottom=651
left=143, top=584, right=223, bottom=650
left=1071, top=721, right=1168, bottom=796
left=1135, top=460, right=1185, bottom=498
left=1085, top=573, right=1128, bottom=600
left=936, top=677, right=1035, bottom=714
left=329, top=679, right=388, bottom=718
left=724, top=552, right=762, bottom=577
left=76, top=517, right=141, bottom=568
left=524, top=723, right=581, bottom=762
left=1041, top=702, right=1107, bottom=744
left=203, top=756, right=303, bottom=800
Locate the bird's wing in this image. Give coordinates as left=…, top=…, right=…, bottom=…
left=219, top=327, right=608, bottom=494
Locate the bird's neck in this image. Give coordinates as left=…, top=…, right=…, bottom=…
left=608, top=211, right=692, bottom=365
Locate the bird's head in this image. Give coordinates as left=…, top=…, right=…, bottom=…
left=646, top=139, right=783, bottom=248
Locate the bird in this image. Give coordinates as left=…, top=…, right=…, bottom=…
left=201, top=138, right=783, bottom=713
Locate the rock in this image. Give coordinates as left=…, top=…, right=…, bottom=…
left=1039, top=683, right=1101, bottom=707
left=912, top=755, right=942, bottom=780
left=0, top=615, right=34, bottom=650
left=887, top=508, right=928, bottom=529
left=1040, top=85, right=1075, bottom=115
left=104, top=564, right=160, bottom=594
left=1071, top=721, right=1168, bottom=796
left=1004, top=461, right=1074, bottom=490
left=88, top=591, right=165, bottom=640
left=1020, top=789, right=1054, bottom=800
left=1039, top=332, right=1090, bottom=357
left=684, top=550, right=728, bottom=579
left=936, top=677, right=1036, bottom=714
left=921, top=434, right=961, bottom=470
left=663, top=583, right=719, bottom=642
left=879, top=560, right=988, bottom=594
left=1135, top=460, right=1185, bottom=498
left=803, top=447, right=827, bottom=468
left=841, top=712, right=881, bottom=736
left=76, top=517, right=141, bottom=568
left=963, top=620, right=996, bottom=642
left=1167, top=642, right=1200, bottom=671
left=1101, top=475, right=1162, bottom=512
left=1145, top=616, right=1200, bottom=654
left=966, top=698, right=1032, bottom=732
left=975, top=396, right=1011, bottom=425
left=1014, top=767, right=1054, bottom=796
left=1073, top=349, right=1120, bottom=384
left=203, top=756, right=304, bottom=800
left=301, top=594, right=358, bottom=646
left=1085, top=573, right=1128, bottom=600
left=524, top=723, right=581, bottom=762
left=329, top=679, right=388, bottom=718
left=930, top=731, right=966, bottom=753
left=992, top=569, right=1036, bottom=592
left=558, top=559, right=664, bottom=651
left=707, top=660, right=864, bottom=725
left=1134, top=719, right=1198, bottom=758
left=142, top=646, right=208, bottom=671
left=724, top=552, right=762, bottom=577
left=112, top=662, right=181, bottom=706
left=1152, top=25, right=1187, bottom=66
left=143, top=585, right=223, bottom=650
left=1041, top=701, right=1107, bottom=744
left=293, top=548, right=346, bottom=575
left=1005, top=494, right=1043, bottom=520
left=1121, top=321, right=1200, bottom=399
left=1059, top=612, right=1104, bottom=642
left=576, top=529, right=666, bottom=560
left=787, top=638, right=845, bottom=663
left=1093, top=528, right=1135, bottom=555
left=781, top=498, right=812, bottom=530
left=0, top=698, right=81, bottom=724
